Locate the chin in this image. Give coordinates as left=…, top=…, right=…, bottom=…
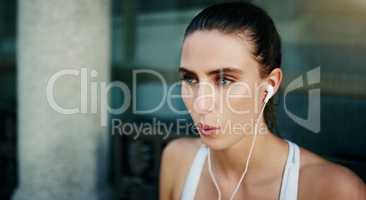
left=200, top=134, right=247, bottom=151
left=200, top=136, right=230, bottom=150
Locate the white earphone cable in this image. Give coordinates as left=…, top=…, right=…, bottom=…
left=208, top=96, right=268, bottom=200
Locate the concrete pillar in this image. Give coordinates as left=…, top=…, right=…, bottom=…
left=13, top=0, right=112, bottom=200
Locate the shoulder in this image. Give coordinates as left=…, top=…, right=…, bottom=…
left=298, top=147, right=366, bottom=200
left=159, top=137, right=202, bottom=200
left=163, top=137, right=202, bottom=158
left=161, top=137, right=202, bottom=169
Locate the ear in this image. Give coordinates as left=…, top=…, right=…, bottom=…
left=266, top=68, right=283, bottom=96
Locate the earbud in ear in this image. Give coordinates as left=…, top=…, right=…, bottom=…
left=264, top=85, right=274, bottom=103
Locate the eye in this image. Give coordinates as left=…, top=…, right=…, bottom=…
left=180, top=75, right=198, bottom=85
left=216, top=76, right=234, bottom=86
left=219, top=78, right=232, bottom=86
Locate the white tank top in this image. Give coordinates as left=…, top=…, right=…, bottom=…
left=181, top=140, right=300, bottom=200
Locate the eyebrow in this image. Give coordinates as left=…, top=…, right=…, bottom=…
left=179, top=66, right=243, bottom=76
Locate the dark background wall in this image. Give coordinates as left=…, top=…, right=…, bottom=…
left=0, top=0, right=365, bottom=199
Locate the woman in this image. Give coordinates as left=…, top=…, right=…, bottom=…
left=159, top=2, right=365, bottom=200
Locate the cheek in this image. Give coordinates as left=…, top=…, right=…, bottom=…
left=220, top=96, right=255, bottom=135
left=224, top=96, right=253, bottom=114
left=181, top=86, right=202, bottom=123
left=221, top=96, right=253, bottom=127
left=181, top=84, right=194, bottom=110
left=222, top=83, right=254, bottom=114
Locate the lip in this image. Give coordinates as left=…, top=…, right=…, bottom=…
left=197, top=123, right=220, bottom=137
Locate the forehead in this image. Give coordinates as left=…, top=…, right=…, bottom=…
left=180, top=30, right=258, bottom=73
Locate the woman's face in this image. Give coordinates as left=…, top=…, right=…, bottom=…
left=179, top=30, right=270, bottom=150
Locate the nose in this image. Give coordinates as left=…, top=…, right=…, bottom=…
left=193, top=82, right=215, bottom=114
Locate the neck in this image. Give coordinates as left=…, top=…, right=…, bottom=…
left=209, top=125, right=287, bottom=183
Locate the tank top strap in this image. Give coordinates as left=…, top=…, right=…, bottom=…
left=279, top=140, right=301, bottom=200
left=180, top=140, right=301, bottom=200
left=181, top=143, right=208, bottom=200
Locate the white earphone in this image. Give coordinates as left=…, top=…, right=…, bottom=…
left=264, top=84, right=274, bottom=103
left=208, top=83, right=274, bottom=200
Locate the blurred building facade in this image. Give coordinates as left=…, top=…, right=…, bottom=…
left=0, top=0, right=365, bottom=200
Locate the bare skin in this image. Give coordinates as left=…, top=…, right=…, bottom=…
left=160, top=137, right=366, bottom=200
left=159, top=30, right=366, bottom=200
